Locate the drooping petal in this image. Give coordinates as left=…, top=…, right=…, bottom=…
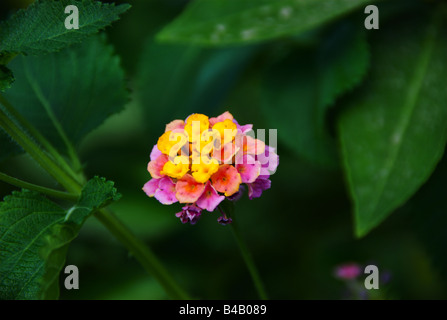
left=142, top=178, right=160, bottom=197
left=196, top=181, right=225, bottom=212
left=154, top=177, right=178, bottom=204
left=217, top=215, right=232, bottom=225
left=176, top=174, right=206, bottom=203
left=150, top=144, right=162, bottom=161
left=175, top=205, right=202, bottom=224
left=185, top=205, right=202, bottom=224
left=147, top=154, right=169, bottom=179
left=247, top=177, right=271, bottom=200
left=211, top=164, right=241, bottom=197
left=236, top=155, right=261, bottom=183
left=175, top=210, right=189, bottom=224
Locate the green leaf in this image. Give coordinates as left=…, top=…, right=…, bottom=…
left=2, top=35, right=128, bottom=155
left=0, top=177, right=120, bottom=300
left=137, top=40, right=256, bottom=135
left=261, top=22, right=369, bottom=166
left=0, top=65, right=14, bottom=92
left=0, top=53, right=18, bottom=91
left=157, top=0, right=376, bottom=46
left=338, top=8, right=447, bottom=237
left=0, top=0, right=131, bottom=55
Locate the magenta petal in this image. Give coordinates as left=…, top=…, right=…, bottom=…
left=257, top=145, right=279, bottom=176
left=150, top=144, right=162, bottom=161
left=196, top=182, right=225, bottom=212
left=154, top=177, right=178, bottom=204
left=236, top=155, right=261, bottom=183
left=335, top=263, right=362, bottom=280
left=176, top=205, right=202, bottom=224
left=247, top=177, right=271, bottom=200
left=143, top=178, right=160, bottom=197
left=209, top=111, right=233, bottom=127
left=238, top=124, right=253, bottom=134
left=147, top=154, right=168, bottom=179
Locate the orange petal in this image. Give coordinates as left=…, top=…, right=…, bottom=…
left=175, top=174, right=206, bottom=203
left=211, top=164, right=241, bottom=197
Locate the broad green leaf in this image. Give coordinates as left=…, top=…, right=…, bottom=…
left=137, top=40, right=256, bottom=135
left=0, top=177, right=120, bottom=300
left=0, top=0, right=130, bottom=55
left=2, top=35, right=128, bottom=155
left=0, top=65, right=14, bottom=91
left=338, top=9, right=447, bottom=237
left=157, top=0, right=376, bottom=46
left=261, top=22, right=369, bottom=167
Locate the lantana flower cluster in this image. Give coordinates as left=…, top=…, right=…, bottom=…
left=143, top=111, right=278, bottom=225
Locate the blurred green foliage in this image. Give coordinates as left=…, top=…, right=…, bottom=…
left=1, top=0, right=447, bottom=299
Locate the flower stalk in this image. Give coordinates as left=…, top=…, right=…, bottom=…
left=226, top=208, right=268, bottom=300
left=0, top=95, right=190, bottom=300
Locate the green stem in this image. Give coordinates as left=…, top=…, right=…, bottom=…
left=0, top=94, right=81, bottom=183
left=0, top=172, right=79, bottom=201
left=94, top=208, right=190, bottom=300
left=227, top=211, right=268, bottom=300
left=0, top=97, right=191, bottom=300
left=0, top=108, right=81, bottom=194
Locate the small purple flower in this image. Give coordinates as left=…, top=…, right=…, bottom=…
left=247, top=177, right=271, bottom=200
left=380, top=271, right=392, bottom=285
left=334, top=263, right=362, bottom=280
left=175, top=205, right=202, bottom=225
left=227, top=185, right=246, bottom=202
left=217, top=215, right=233, bottom=225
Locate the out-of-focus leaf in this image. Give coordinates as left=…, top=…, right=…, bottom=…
left=0, top=177, right=120, bottom=300
left=261, top=23, right=369, bottom=166
left=338, top=9, right=447, bottom=237
left=0, top=65, right=14, bottom=91
left=0, top=0, right=130, bottom=55
left=157, top=0, right=376, bottom=46
left=404, top=154, right=447, bottom=290
left=137, top=40, right=256, bottom=135
left=2, top=35, right=128, bottom=156
left=0, top=131, right=21, bottom=162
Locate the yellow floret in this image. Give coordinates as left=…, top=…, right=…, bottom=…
left=191, top=160, right=219, bottom=183
left=161, top=156, right=190, bottom=179
left=157, top=130, right=188, bottom=156
left=185, top=113, right=209, bottom=142
left=212, top=119, right=237, bottom=145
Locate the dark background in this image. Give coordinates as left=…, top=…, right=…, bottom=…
left=1, top=0, right=446, bottom=299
